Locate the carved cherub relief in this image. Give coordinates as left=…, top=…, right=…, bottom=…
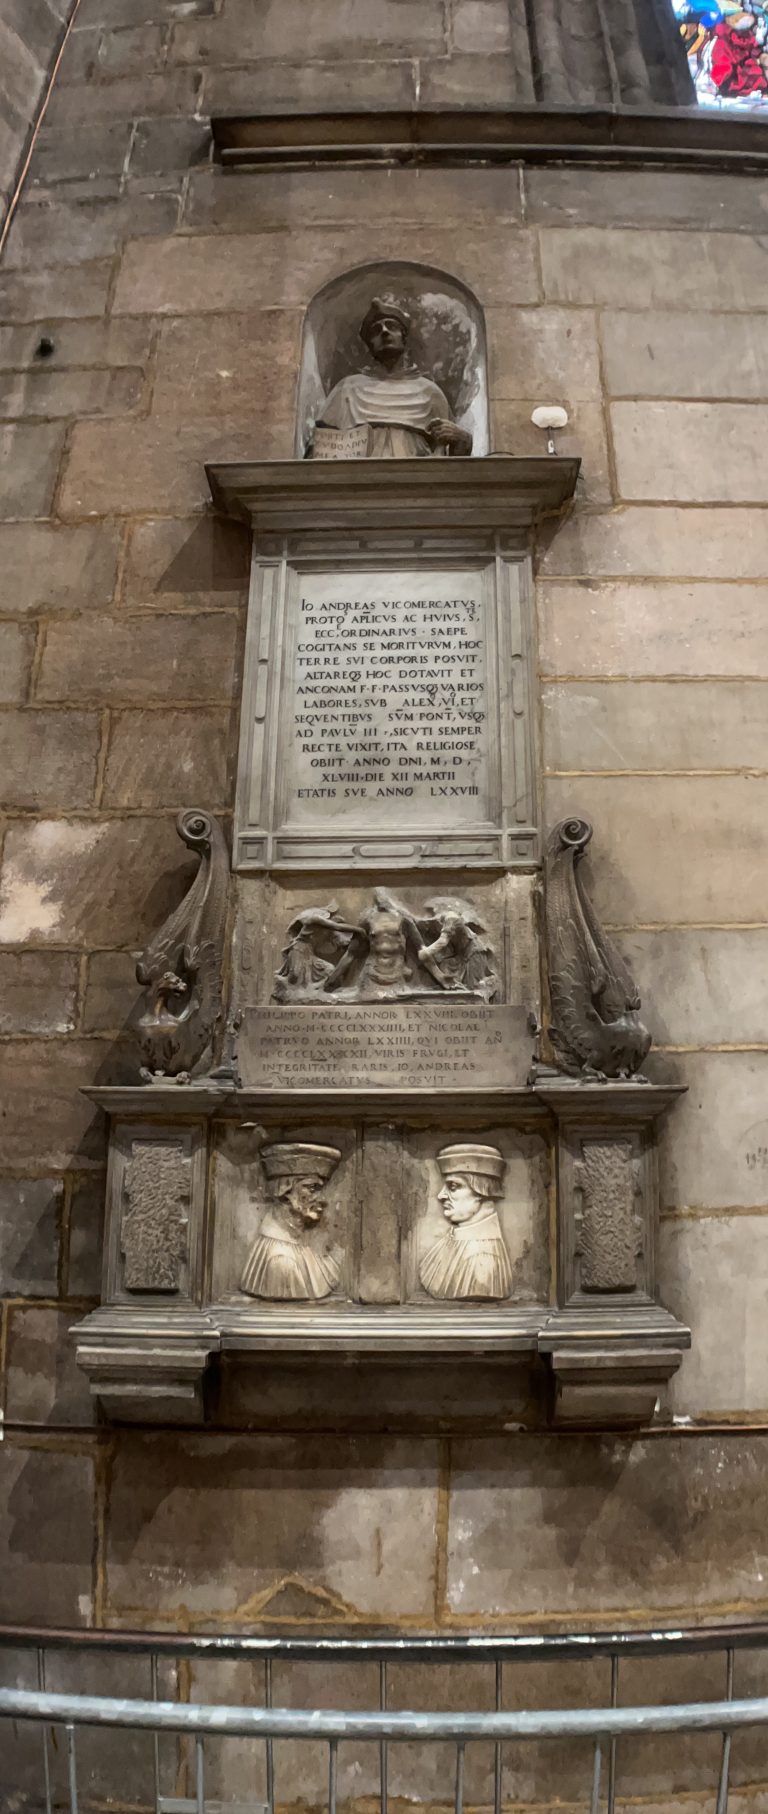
left=273, top=889, right=498, bottom=1005
left=240, top=1143, right=343, bottom=1302
left=419, top=1143, right=513, bottom=1301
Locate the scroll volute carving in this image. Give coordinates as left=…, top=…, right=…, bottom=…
left=135, top=808, right=229, bottom=1082
left=542, top=818, right=651, bottom=1082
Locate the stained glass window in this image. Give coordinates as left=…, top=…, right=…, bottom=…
left=672, top=0, right=768, bottom=108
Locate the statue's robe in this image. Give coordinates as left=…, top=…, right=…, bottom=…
left=318, top=370, right=453, bottom=458
left=240, top=1212, right=340, bottom=1300
left=419, top=1205, right=513, bottom=1301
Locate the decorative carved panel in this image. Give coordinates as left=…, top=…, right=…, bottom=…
left=575, top=1140, right=641, bottom=1293
left=120, top=1140, right=190, bottom=1293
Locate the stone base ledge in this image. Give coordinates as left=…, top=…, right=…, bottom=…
left=540, top=1306, right=691, bottom=1429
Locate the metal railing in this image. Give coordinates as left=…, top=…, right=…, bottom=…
left=2, top=1623, right=768, bottom=1814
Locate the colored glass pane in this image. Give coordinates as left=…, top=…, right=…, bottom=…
left=672, top=0, right=768, bottom=108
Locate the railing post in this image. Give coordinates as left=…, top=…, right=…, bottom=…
left=716, top=1647, right=735, bottom=1814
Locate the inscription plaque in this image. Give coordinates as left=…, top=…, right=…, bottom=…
left=235, top=558, right=536, bottom=870
left=240, top=1000, right=528, bottom=1091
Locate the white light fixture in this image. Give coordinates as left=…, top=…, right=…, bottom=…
left=531, top=404, right=569, bottom=455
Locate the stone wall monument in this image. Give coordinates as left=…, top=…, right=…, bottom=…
left=74, top=270, right=689, bottom=1428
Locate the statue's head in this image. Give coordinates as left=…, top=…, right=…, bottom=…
left=262, top=1142, right=341, bottom=1227
left=436, top=1144, right=505, bottom=1224
left=360, top=296, right=411, bottom=367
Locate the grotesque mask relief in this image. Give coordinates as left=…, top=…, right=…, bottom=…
left=240, top=1143, right=343, bottom=1302
left=419, top=1144, right=513, bottom=1301
left=310, top=295, right=473, bottom=461
left=274, top=889, right=499, bottom=1005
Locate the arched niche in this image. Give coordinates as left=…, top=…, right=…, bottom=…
left=295, top=261, right=490, bottom=457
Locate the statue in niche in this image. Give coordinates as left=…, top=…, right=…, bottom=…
left=539, top=817, right=652, bottom=1081
left=310, top=296, right=473, bottom=460
left=419, top=1144, right=512, bottom=1301
left=273, top=889, right=498, bottom=1004
left=135, top=808, right=229, bottom=1083
left=240, top=1143, right=342, bottom=1301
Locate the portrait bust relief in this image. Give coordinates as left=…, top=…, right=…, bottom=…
left=311, top=295, right=472, bottom=461
left=240, top=1142, right=343, bottom=1301
left=419, top=1144, right=513, bottom=1301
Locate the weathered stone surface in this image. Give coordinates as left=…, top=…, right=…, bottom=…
left=36, top=613, right=238, bottom=703
left=151, top=309, right=302, bottom=423
left=0, top=623, right=34, bottom=700
left=81, top=949, right=139, bottom=1033
left=542, top=680, right=768, bottom=772
left=201, top=57, right=418, bottom=115
left=172, top=0, right=447, bottom=63
left=420, top=52, right=532, bottom=105
left=0, top=259, right=112, bottom=322
left=102, top=708, right=229, bottom=806
left=5, top=1305, right=95, bottom=1425
left=493, top=399, right=611, bottom=504
left=446, top=1434, right=768, bottom=1616
left=2, top=191, right=180, bottom=271
left=113, top=227, right=540, bottom=317
left=75, top=0, right=215, bottom=22
left=0, top=1443, right=94, bottom=1622
left=0, top=317, right=151, bottom=372
left=0, top=950, right=78, bottom=1033
left=29, top=120, right=133, bottom=183
left=613, top=402, right=768, bottom=504
left=603, top=311, right=768, bottom=401
left=621, top=929, right=768, bottom=1047
left=184, top=166, right=524, bottom=232
left=660, top=1215, right=768, bottom=1415
left=451, top=0, right=514, bottom=53
left=122, top=514, right=250, bottom=610
left=67, top=1172, right=106, bottom=1297
left=526, top=167, right=768, bottom=233
left=540, top=506, right=768, bottom=581
left=544, top=775, right=768, bottom=924
left=0, top=817, right=200, bottom=947
left=0, top=709, right=101, bottom=809
left=128, top=115, right=211, bottom=176
left=0, top=422, right=64, bottom=518
left=537, top=580, right=768, bottom=676
left=42, top=68, right=202, bottom=128
left=487, top=305, right=601, bottom=400
left=97, top=21, right=167, bottom=74
left=0, top=522, right=118, bottom=620
left=0, top=1178, right=61, bottom=1295
left=105, top=1434, right=440, bottom=1619
left=59, top=416, right=284, bottom=513
left=541, top=227, right=768, bottom=310
left=0, top=1040, right=106, bottom=1169
left=660, top=1052, right=768, bottom=1213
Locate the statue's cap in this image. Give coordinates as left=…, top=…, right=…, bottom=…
left=361, top=295, right=411, bottom=340
left=261, top=1142, right=341, bottom=1181
left=437, top=1143, right=505, bottom=1181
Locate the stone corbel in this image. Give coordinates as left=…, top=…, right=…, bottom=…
left=536, top=1082, right=691, bottom=1428
left=73, top=1117, right=219, bottom=1422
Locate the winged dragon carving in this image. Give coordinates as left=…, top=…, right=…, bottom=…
left=135, top=809, right=229, bottom=1082
left=542, top=817, right=651, bottom=1081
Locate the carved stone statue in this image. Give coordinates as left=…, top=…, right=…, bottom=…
left=419, top=1144, right=512, bottom=1301
left=240, top=1143, right=342, bottom=1301
left=135, top=809, right=229, bottom=1083
left=311, top=296, right=473, bottom=460
left=541, top=817, right=652, bottom=1081
left=273, top=889, right=498, bottom=1004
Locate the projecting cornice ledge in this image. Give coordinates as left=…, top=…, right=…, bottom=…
left=206, top=455, right=581, bottom=537
left=211, top=108, right=768, bottom=172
